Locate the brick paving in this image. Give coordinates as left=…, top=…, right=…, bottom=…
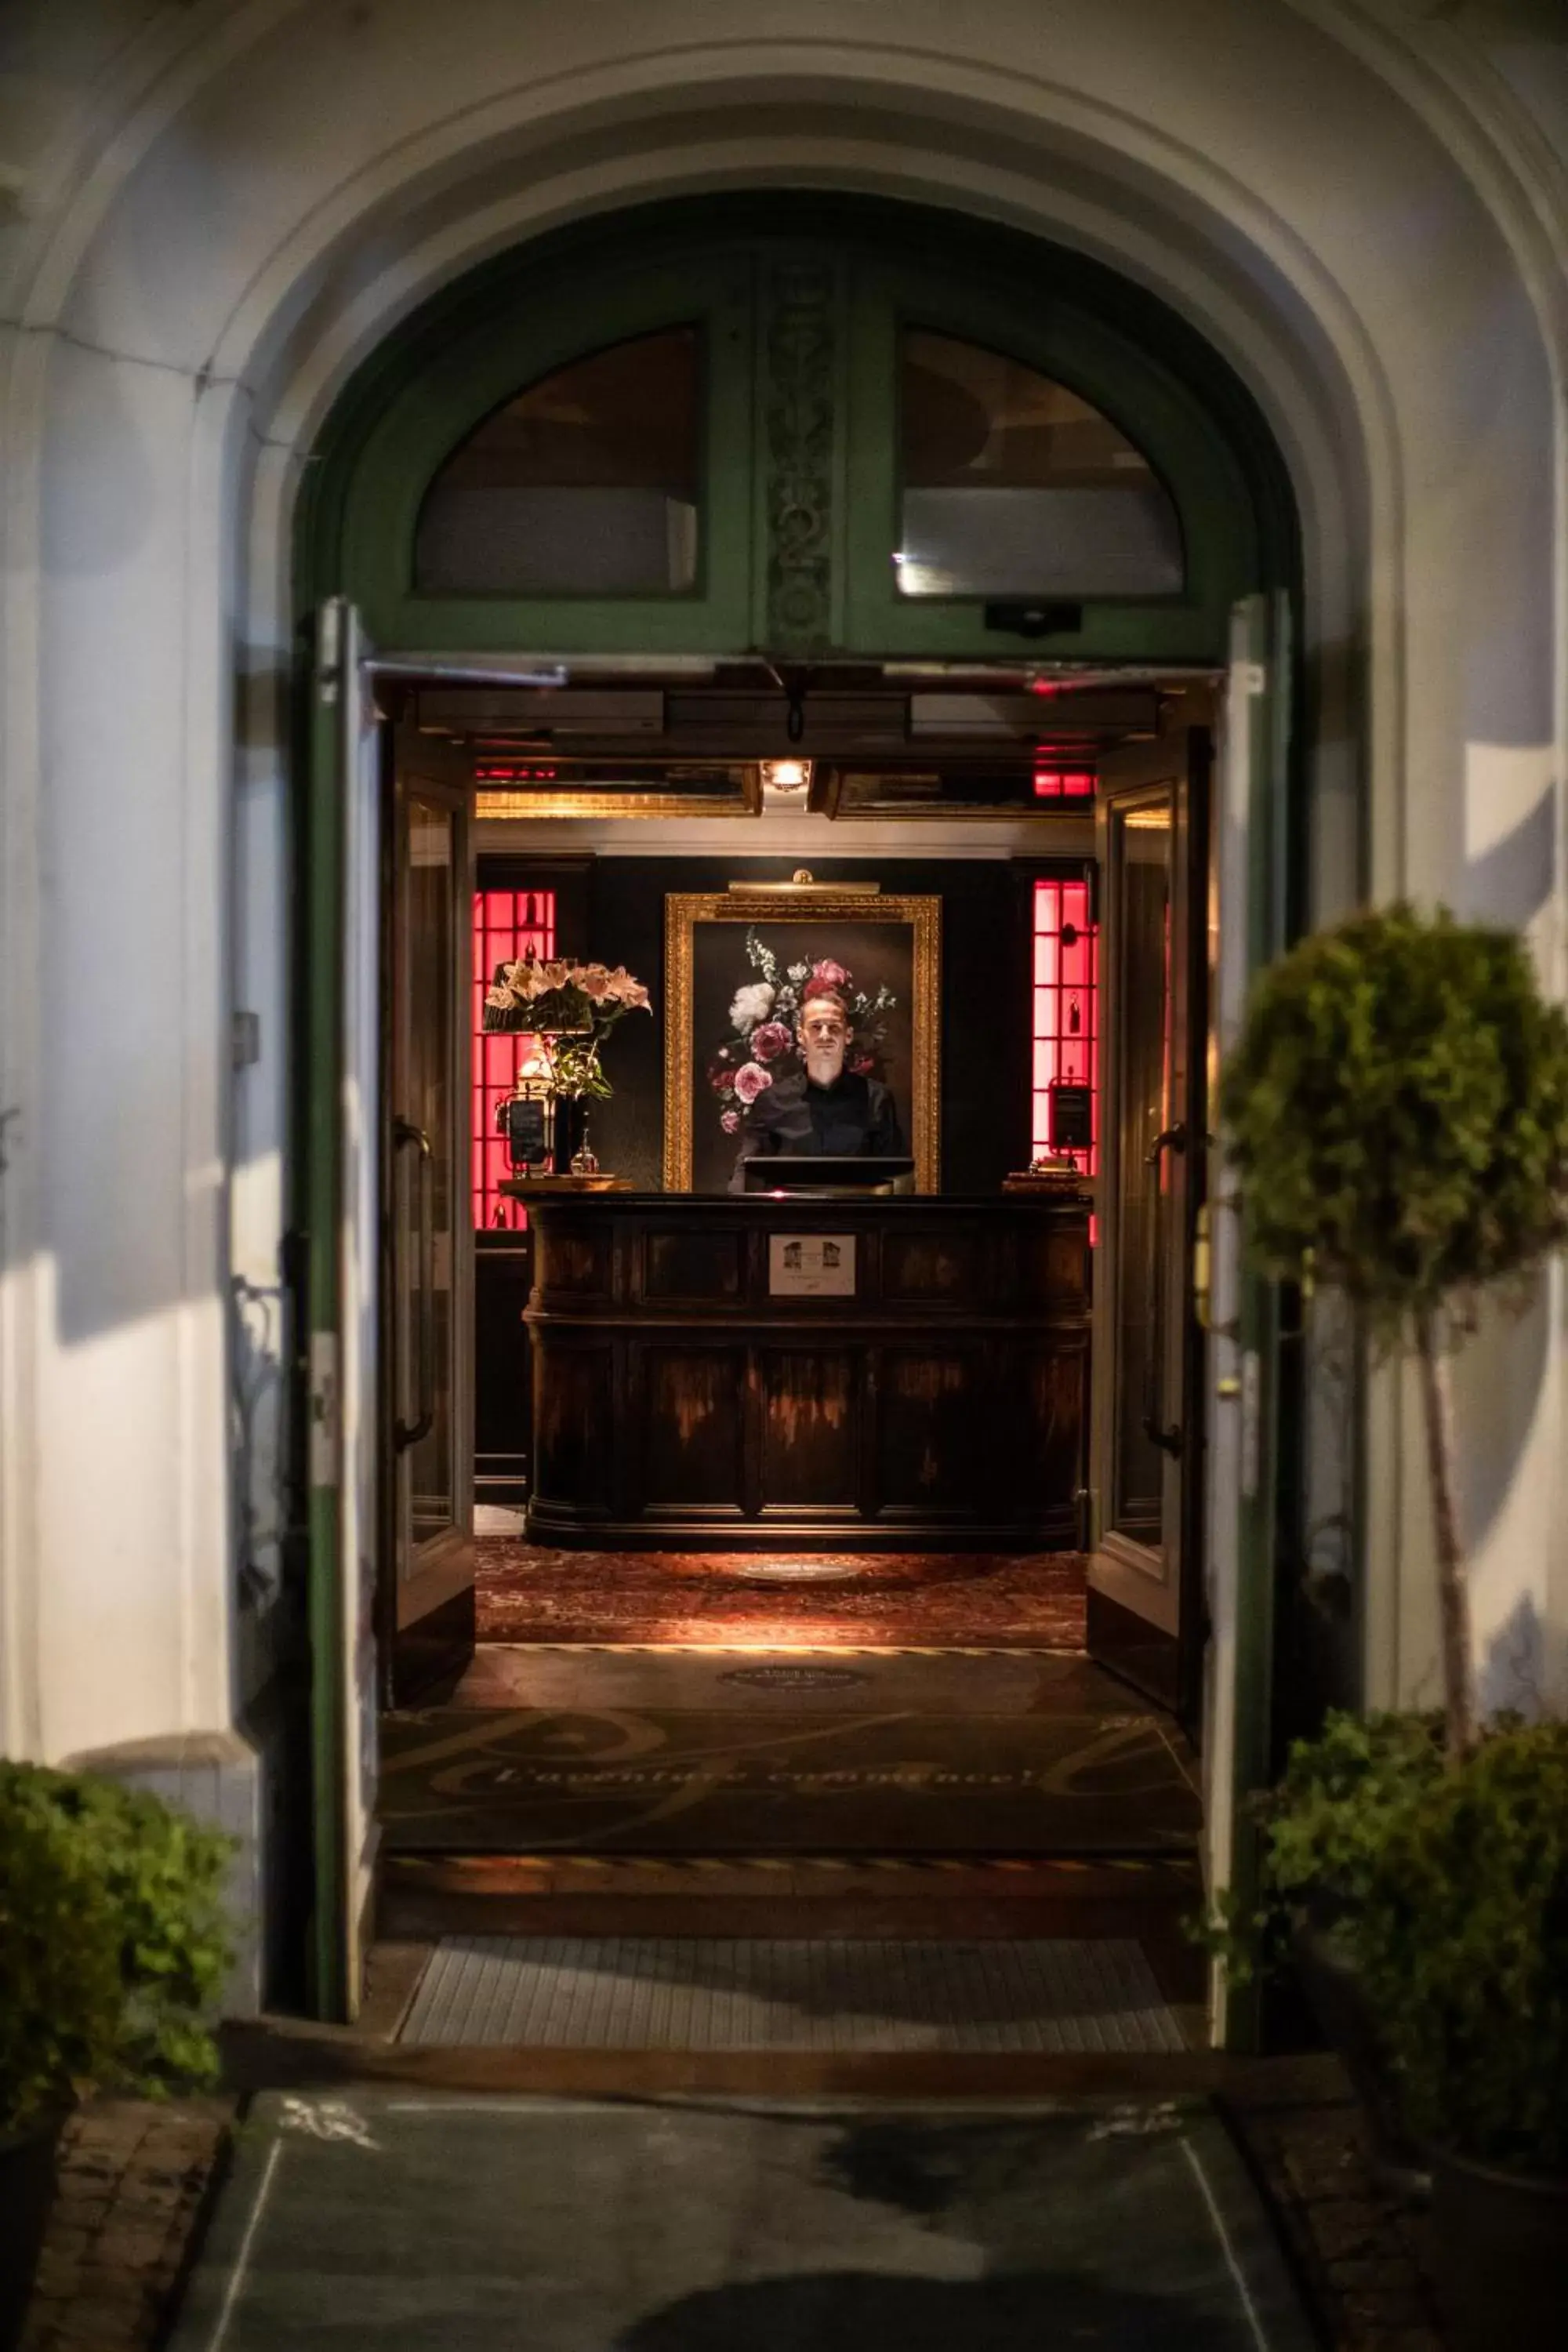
left=23, top=2069, right=1443, bottom=2348
left=1229, top=2074, right=1442, bottom=2350
left=20, top=2099, right=234, bottom=2352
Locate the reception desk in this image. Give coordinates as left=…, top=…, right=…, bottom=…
left=523, top=1191, right=1089, bottom=1549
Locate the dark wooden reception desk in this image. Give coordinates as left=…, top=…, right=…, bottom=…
left=522, top=1192, right=1090, bottom=1549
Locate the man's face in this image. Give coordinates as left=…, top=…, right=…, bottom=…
left=799, top=996, right=849, bottom=1085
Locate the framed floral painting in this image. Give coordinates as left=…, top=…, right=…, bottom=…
left=662, top=887, right=941, bottom=1192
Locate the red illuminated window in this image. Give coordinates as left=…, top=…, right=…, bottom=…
left=473, top=887, right=557, bottom=1229
left=1033, top=766, right=1095, bottom=800
left=1031, top=877, right=1098, bottom=1173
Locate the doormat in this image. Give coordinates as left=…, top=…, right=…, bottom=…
left=397, top=1935, right=1185, bottom=2053
left=475, top=1540, right=1087, bottom=1650
left=169, top=2093, right=1317, bottom=2351
left=376, top=1705, right=1200, bottom=1855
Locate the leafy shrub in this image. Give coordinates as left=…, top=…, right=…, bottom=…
left=1201, top=1710, right=1446, bottom=1984
left=1352, top=1719, right=1568, bottom=2171
left=1206, top=1711, right=1568, bottom=2171
left=0, top=1762, right=234, bottom=2131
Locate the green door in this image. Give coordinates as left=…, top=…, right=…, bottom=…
left=303, top=608, right=482, bottom=2019
left=303, top=597, right=382, bottom=2021
left=386, top=728, right=476, bottom=1704
left=1203, top=590, right=1291, bottom=2050
left=1087, top=730, right=1211, bottom=1722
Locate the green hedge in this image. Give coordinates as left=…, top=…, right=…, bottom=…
left=0, top=1762, right=234, bottom=2131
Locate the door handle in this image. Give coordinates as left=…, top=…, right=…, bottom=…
left=393, top=1116, right=436, bottom=1450
left=1142, top=1122, right=1186, bottom=1456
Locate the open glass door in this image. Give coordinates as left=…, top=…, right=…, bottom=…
left=386, top=727, right=475, bottom=1703
left=1087, top=728, right=1211, bottom=1720
left=303, top=598, right=383, bottom=2022
left=1203, top=593, right=1290, bottom=2047
left=303, top=605, right=478, bottom=2019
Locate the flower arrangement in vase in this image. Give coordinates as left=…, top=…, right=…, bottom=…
left=483, top=956, right=652, bottom=1105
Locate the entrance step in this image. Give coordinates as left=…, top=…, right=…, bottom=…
left=394, top=1933, right=1188, bottom=2053
left=377, top=1849, right=1203, bottom=1947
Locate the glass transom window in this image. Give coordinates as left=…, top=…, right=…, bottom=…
left=897, top=329, right=1184, bottom=600
left=415, top=327, right=702, bottom=597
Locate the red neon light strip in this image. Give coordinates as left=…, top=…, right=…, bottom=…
left=1033, top=768, right=1095, bottom=800
left=1030, top=876, right=1099, bottom=1177
left=472, top=887, right=557, bottom=1229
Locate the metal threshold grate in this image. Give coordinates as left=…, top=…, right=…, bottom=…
left=397, top=1935, right=1185, bottom=2053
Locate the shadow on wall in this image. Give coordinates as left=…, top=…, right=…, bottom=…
left=1450, top=747, right=1560, bottom=1701
left=1454, top=1281, right=1550, bottom=1555
left=1480, top=1592, right=1568, bottom=1721
left=1462, top=783, right=1555, bottom=935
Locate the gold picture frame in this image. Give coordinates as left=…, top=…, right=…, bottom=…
left=663, top=890, right=941, bottom=1192
left=475, top=762, right=765, bottom=821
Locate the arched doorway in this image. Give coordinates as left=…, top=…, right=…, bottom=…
left=295, top=195, right=1301, bottom=2032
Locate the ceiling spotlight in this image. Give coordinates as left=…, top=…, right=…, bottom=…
left=761, top=759, right=811, bottom=792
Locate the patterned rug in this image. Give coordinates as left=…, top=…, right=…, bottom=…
left=378, top=1703, right=1199, bottom=1855
left=475, top=1541, right=1087, bottom=1650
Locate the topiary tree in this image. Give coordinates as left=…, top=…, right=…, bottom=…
left=1219, top=904, right=1568, bottom=1758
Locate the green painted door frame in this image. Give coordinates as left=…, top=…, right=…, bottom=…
left=300, top=597, right=364, bottom=2022
left=289, top=195, right=1310, bottom=2034
left=298, top=195, right=1295, bottom=666
left=1207, top=589, right=1294, bottom=2050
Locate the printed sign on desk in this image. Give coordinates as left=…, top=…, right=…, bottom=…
left=768, top=1233, right=856, bottom=1297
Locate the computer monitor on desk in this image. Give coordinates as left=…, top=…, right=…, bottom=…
left=740, top=1155, right=916, bottom=1196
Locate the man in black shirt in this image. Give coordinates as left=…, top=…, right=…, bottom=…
left=731, top=985, right=904, bottom=1187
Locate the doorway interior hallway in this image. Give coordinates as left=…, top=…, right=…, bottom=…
left=372, top=1498, right=1205, bottom=2055
left=350, top=643, right=1226, bottom=2053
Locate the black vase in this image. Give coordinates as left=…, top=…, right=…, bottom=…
left=1431, top=2147, right=1568, bottom=2352
left=0, top=2111, right=64, bottom=2351
left=551, top=1096, right=586, bottom=1174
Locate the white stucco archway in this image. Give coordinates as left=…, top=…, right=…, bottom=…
left=1, top=2, right=1563, bottom=1855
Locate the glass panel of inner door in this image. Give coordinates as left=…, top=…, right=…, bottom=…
left=388, top=733, right=474, bottom=1711
left=1112, top=799, right=1176, bottom=1547
left=398, top=796, right=459, bottom=1545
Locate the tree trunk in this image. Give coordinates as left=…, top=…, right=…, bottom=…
left=1413, top=1308, right=1476, bottom=1759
